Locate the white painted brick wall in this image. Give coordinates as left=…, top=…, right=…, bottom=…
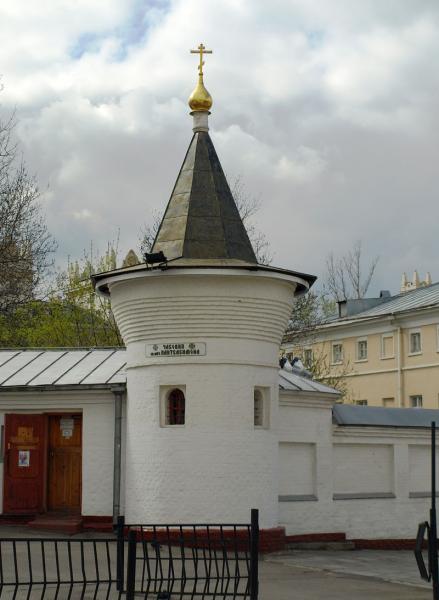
left=81, top=403, right=114, bottom=516
left=279, top=442, right=316, bottom=497
left=409, top=445, right=439, bottom=494
left=333, top=444, right=394, bottom=495
left=278, top=397, right=435, bottom=539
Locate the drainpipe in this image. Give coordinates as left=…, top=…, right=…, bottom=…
left=111, top=386, right=125, bottom=524
left=396, top=325, right=403, bottom=407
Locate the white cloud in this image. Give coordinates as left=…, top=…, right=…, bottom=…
left=1, top=0, right=439, bottom=293
left=275, top=146, right=327, bottom=184
left=72, top=208, right=93, bottom=220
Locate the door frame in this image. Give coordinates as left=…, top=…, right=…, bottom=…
left=2, top=412, right=83, bottom=515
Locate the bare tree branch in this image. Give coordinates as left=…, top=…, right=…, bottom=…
left=230, top=175, right=261, bottom=223
left=324, top=241, right=379, bottom=302
left=0, top=108, right=56, bottom=313
left=139, top=210, right=162, bottom=254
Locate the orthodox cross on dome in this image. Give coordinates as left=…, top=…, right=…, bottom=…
left=188, top=43, right=213, bottom=114
left=190, top=43, right=212, bottom=77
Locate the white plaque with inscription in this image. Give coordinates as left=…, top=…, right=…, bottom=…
left=146, top=342, right=206, bottom=357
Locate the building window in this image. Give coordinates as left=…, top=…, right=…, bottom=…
left=356, top=339, right=368, bottom=361
left=303, top=349, right=313, bottom=368
left=381, top=334, right=394, bottom=359
left=254, top=387, right=270, bottom=428
left=410, top=395, right=423, bottom=408
left=355, top=399, right=368, bottom=406
left=382, top=397, right=395, bottom=407
left=332, top=343, right=343, bottom=364
left=409, top=330, right=422, bottom=355
left=160, top=387, right=186, bottom=426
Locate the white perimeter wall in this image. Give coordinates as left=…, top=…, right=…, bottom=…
left=278, top=391, right=435, bottom=539
left=1, top=385, right=434, bottom=539
left=0, top=390, right=121, bottom=516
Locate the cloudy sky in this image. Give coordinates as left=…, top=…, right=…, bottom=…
left=1, top=0, right=438, bottom=294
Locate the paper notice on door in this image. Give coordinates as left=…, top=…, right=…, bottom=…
left=18, top=450, right=30, bottom=467
left=60, top=418, right=74, bottom=438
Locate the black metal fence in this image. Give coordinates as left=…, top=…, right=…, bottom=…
left=0, top=510, right=259, bottom=599
left=119, top=508, right=259, bottom=599
left=0, top=537, right=119, bottom=598
left=415, top=421, right=439, bottom=599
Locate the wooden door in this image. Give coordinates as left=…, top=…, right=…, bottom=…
left=3, top=414, right=46, bottom=514
left=47, top=415, right=82, bottom=512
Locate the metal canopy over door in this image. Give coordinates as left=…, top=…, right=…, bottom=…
left=3, top=414, right=46, bottom=513
left=47, top=415, right=82, bottom=512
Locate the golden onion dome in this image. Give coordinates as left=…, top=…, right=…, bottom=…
left=189, top=43, right=213, bottom=112
left=188, top=76, right=213, bottom=112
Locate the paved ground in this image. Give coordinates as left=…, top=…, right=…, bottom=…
left=261, top=550, right=431, bottom=599
left=0, top=526, right=432, bottom=599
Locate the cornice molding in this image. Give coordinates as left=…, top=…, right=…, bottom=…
left=284, top=306, right=439, bottom=345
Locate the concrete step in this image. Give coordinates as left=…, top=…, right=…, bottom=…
left=286, top=541, right=356, bottom=551
left=27, top=515, right=83, bottom=535
left=82, top=522, right=114, bottom=533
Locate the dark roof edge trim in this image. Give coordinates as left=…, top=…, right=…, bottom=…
left=0, top=383, right=127, bottom=393
left=92, top=263, right=316, bottom=296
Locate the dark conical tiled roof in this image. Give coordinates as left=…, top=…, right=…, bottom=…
left=152, top=132, right=257, bottom=263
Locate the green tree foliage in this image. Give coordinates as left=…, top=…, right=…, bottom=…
left=0, top=243, right=123, bottom=348
left=287, top=292, right=335, bottom=342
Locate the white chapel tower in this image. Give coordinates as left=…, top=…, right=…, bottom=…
left=93, top=45, right=315, bottom=528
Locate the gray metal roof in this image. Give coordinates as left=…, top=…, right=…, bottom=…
left=279, top=369, right=340, bottom=396
left=0, top=349, right=126, bottom=388
left=341, top=282, right=439, bottom=320
left=0, top=349, right=338, bottom=396
left=333, top=404, right=439, bottom=428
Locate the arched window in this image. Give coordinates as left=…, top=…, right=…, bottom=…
left=167, top=388, right=185, bottom=425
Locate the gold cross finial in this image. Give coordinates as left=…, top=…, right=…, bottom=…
left=188, top=43, right=213, bottom=112
left=190, top=43, right=212, bottom=78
